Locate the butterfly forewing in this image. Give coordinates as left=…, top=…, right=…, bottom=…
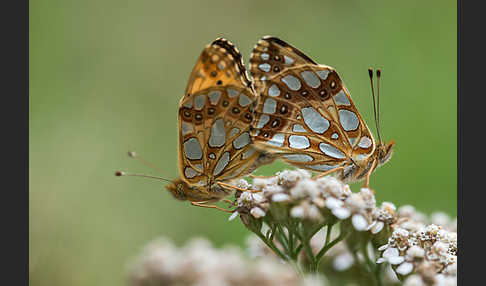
left=249, top=37, right=376, bottom=172
left=249, top=36, right=318, bottom=95
left=178, top=39, right=268, bottom=189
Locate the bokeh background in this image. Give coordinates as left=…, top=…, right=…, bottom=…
left=30, top=0, right=456, bottom=285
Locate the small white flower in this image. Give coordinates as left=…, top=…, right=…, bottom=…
left=272, top=193, right=290, bottom=202
left=250, top=207, right=266, bottom=218
left=236, top=179, right=250, bottom=190
left=252, top=176, right=278, bottom=189
left=352, top=214, right=369, bottom=231
left=333, top=252, right=355, bottom=271
left=396, top=262, right=414, bottom=275
left=359, top=188, right=376, bottom=208
left=406, top=245, right=425, bottom=259
left=381, top=201, right=396, bottom=212
left=277, top=169, right=311, bottom=186
left=317, top=176, right=345, bottom=198
left=382, top=247, right=405, bottom=264
left=290, top=179, right=320, bottom=198
left=262, top=184, right=284, bottom=194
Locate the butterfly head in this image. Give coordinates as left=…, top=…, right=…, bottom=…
left=375, top=140, right=395, bottom=167
left=165, top=178, right=191, bottom=201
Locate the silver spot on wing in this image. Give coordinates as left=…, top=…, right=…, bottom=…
left=183, top=137, right=203, bottom=160
left=208, top=118, right=226, bottom=148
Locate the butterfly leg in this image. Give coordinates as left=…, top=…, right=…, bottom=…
left=312, top=166, right=345, bottom=180
left=363, top=159, right=378, bottom=188
left=191, top=201, right=235, bottom=213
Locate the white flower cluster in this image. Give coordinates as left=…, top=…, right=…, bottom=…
left=232, top=169, right=397, bottom=233
left=128, top=237, right=327, bottom=286
left=377, top=222, right=457, bottom=285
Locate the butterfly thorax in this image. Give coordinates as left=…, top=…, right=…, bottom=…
left=165, top=178, right=231, bottom=202
left=340, top=140, right=394, bottom=183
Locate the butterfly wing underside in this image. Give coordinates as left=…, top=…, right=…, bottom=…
left=178, top=39, right=267, bottom=188
left=249, top=36, right=376, bottom=172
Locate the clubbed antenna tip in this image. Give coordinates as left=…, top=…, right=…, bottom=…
left=377, top=69, right=381, bottom=77
left=115, top=171, right=125, bottom=177
left=368, top=68, right=373, bottom=78
left=128, top=151, right=137, bottom=158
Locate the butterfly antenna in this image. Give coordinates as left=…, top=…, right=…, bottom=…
left=368, top=68, right=381, bottom=144
left=115, top=151, right=173, bottom=183
left=376, top=69, right=383, bottom=144
left=127, top=151, right=166, bottom=174
left=115, top=171, right=173, bottom=183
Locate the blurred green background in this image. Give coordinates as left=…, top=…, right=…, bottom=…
left=30, top=0, right=456, bottom=285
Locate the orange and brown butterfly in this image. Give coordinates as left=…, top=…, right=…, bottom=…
left=248, top=36, right=394, bottom=187
left=118, top=38, right=274, bottom=211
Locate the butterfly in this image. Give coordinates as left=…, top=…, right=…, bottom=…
left=157, top=38, right=276, bottom=210
left=248, top=36, right=394, bottom=187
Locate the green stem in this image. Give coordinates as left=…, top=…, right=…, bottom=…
left=316, top=229, right=347, bottom=261
left=255, top=231, right=288, bottom=261
left=361, top=243, right=383, bottom=286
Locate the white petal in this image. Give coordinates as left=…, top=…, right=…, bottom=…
left=333, top=253, right=355, bottom=271
left=388, top=256, right=405, bottom=265
left=332, top=207, right=351, bottom=219
left=371, top=221, right=385, bottom=234
left=250, top=207, right=266, bottom=218
left=272, top=193, right=290, bottom=202
left=352, top=214, right=369, bottom=231
left=383, top=247, right=399, bottom=259
left=325, top=197, right=343, bottom=209
left=396, top=262, right=414, bottom=275
left=376, top=258, right=387, bottom=264
left=378, top=244, right=389, bottom=251
left=290, top=206, right=305, bottom=218
left=228, top=211, right=239, bottom=221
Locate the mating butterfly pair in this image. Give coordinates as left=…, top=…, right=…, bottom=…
left=121, top=36, right=394, bottom=210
